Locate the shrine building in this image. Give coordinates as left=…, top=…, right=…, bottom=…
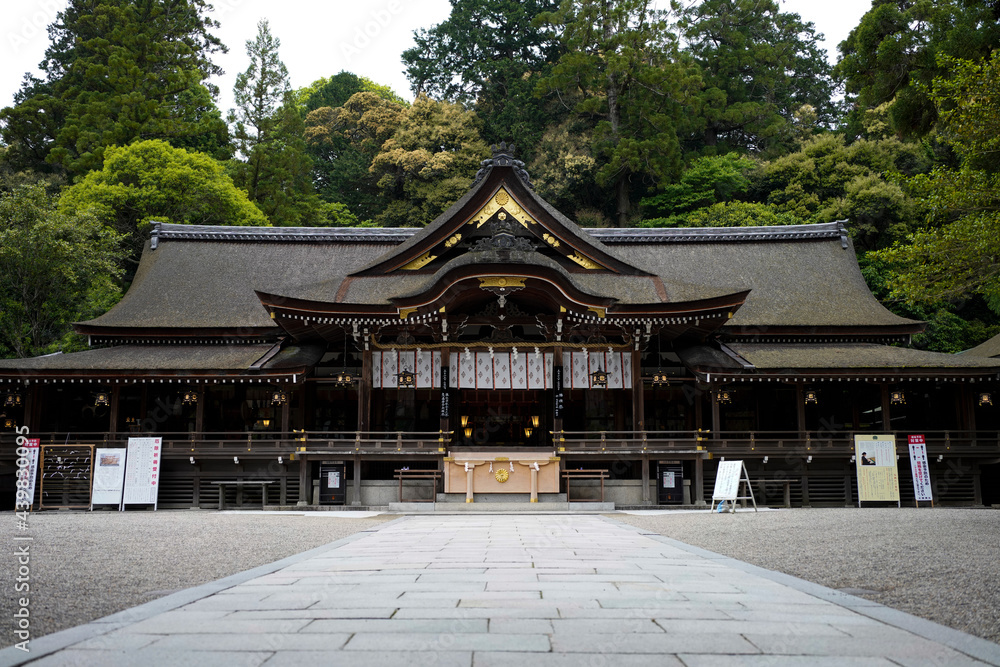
left=2, top=145, right=999, bottom=509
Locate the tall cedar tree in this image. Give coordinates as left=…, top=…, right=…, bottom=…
left=229, top=20, right=328, bottom=226
left=537, top=0, right=700, bottom=226
left=0, top=0, right=228, bottom=178
left=677, top=0, right=835, bottom=156
left=401, top=0, right=564, bottom=157
left=835, top=0, right=1000, bottom=140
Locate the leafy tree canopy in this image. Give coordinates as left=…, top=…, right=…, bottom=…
left=641, top=153, right=756, bottom=219
left=835, top=0, right=1000, bottom=139
left=369, top=95, right=489, bottom=226
left=0, top=0, right=228, bottom=178
left=0, top=184, right=125, bottom=358
left=676, top=0, right=836, bottom=156
left=297, top=71, right=406, bottom=115
left=59, top=140, right=267, bottom=262
left=402, top=0, right=564, bottom=156
left=537, top=0, right=702, bottom=226
left=640, top=201, right=806, bottom=229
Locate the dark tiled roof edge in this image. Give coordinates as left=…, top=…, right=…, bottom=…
left=150, top=222, right=417, bottom=247
left=150, top=220, right=849, bottom=247
left=589, top=221, right=848, bottom=246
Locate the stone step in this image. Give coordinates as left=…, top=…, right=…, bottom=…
left=436, top=492, right=568, bottom=503
left=388, top=501, right=615, bottom=513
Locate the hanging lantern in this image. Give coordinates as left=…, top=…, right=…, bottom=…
left=396, top=369, right=416, bottom=388
left=271, top=390, right=288, bottom=405
left=804, top=389, right=819, bottom=405
left=716, top=389, right=732, bottom=404
left=182, top=389, right=199, bottom=405
left=332, top=370, right=355, bottom=387
left=3, top=419, right=15, bottom=429
left=979, top=392, right=993, bottom=407
left=530, top=415, right=540, bottom=428
left=460, top=415, right=469, bottom=427
left=524, top=426, right=533, bottom=438
left=890, top=390, right=905, bottom=405
left=4, top=391, right=22, bottom=408
left=589, top=368, right=608, bottom=388
left=463, top=426, right=473, bottom=439
left=94, top=391, right=110, bottom=407
left=651, top=370, right=670, bottom=386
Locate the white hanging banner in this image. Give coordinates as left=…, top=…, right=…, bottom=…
left=475, top=353, right=494, bottom=389
left=372, top=351, right=381, bottom=388
left=510, top=351, right=528, bottom=389
left=493, top=352, right=512, bottom=389
left=415, top=351, right=439, bottom=388
left=123, top=437, right=161, bottom=509
left=92, top=448, right=127, bottom=508
left=606, top=352, right=623, bottom=390
left=527, top=353, right=545, bottom=389
left=908, top=435, right=933, bottom=503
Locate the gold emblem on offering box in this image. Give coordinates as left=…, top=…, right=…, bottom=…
left=495, top=468, right=509, bottom=483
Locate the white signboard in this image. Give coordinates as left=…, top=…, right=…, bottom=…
left=712, top=460, right=743, bottom=501
left=907, top=435, right=933, bottom=502
left=123, top=437, right=162, bottom=508
left=16, top=438, right=40, bottom=510
left=92, top=448, right=127, bottom=507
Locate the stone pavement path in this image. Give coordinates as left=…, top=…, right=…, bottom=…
left=4, top=515, right=1000, bottom=667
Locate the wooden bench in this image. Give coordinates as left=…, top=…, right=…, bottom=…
left=394, top=469, right=442, bottom=503
left=210, top=481, right=275, bottom=510
left=755, top=478, right=792, bottom=508
left=562, top=469, right=609, bottom=502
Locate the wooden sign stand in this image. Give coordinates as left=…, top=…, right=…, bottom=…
left=711, top=458, right=758, bottom=513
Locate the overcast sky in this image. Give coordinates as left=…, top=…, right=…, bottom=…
left=2, top=0, right=871, bottom=118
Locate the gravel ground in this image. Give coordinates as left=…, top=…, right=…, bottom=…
left=2, top=511, right=393, bottom=643
left=615, top=507, right=1000, bottom=644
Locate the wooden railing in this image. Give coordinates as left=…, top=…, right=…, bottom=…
left=3, top=430, right=997, bottom=458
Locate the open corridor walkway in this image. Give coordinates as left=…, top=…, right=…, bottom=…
left=4, top=515, right=999, bottom=666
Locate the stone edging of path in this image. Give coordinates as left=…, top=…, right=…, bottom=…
left=0, top=517, right=408, bottom=667
left=600, top=515, right=1000, bottom=667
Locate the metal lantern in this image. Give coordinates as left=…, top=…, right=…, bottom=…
left=396, top=369, right=416, bottom=388
left=651, top=370, right=671, bottom=386
left=271, top=390, right=288, bottom=405
left=332, top=370, right=355, bottom=387
left=804, top=389, right=819, bottom=405
left=4, top=392, right=22, bottom=408
left=94, top=391, right=110, bottom=407
left=589, top=368, right=608, bottom=388
left=979, top=392, right=993, bottom=407
left=890, top=390, right=906, bottom=405
left=716, top=389, right=732, bottom=404
left=3, top=419, right=14, bottom=429
left=182, top=389, right=199, bottom=405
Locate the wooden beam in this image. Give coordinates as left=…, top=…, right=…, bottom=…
left=358, top=349, right=372, bottom=433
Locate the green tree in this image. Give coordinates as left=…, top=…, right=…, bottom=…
left=676, top=0, right=835, bottom=155
left=640, top=201, right=806, bottom=228
left=876, top=52, right=1000, bottom=314
left=528, top=120, right=603, bottom=223
left=0, top=184, right=125, bottom=358
left=402, top=0, right=564, bottom=156
left=835, top=0, right=1000, bottom=139
left=640, top=153, right=756, bottom=219
left=305, top=92, right=408, bottom=222
left=59, top=140, right=268, bottom=262
left=369, top=95, right=489, bottom=226
left=229, top=20, right=334, bottom=226
left=296, top=71, right=406, bottom=114
left=751, top=132, right=930, bottom=251
left=0, top=0, right=228, bottom=178
left=536, top=0, right=701, bottom=226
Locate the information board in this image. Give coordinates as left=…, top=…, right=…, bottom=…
left=39, top=445, right=94, bottom=509
left=123, top=437, right=162, bottom=509
left=907, top=435, right=933, bottom=503
left=16, top=438, right=40, bottom=510
left=854, top=434, right=900, bottom=504
left=92, top=448, right=127, bottom=508
left=712, top=460, right=743, bottom=501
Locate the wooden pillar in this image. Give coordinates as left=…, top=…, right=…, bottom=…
left=194, top=387, right=205, bottom=439
left=632, top=348, right=644, bottom=434
left=297, top=455, right=310, bottom=506
left=440, top=346, right=451, bottom=448
left=352, top=453, right=362, bottom=506
left=281, top=390, right=291, bottom=438
left=880, top=383, right=892, bottom=431
left=710, top=388, right=721, bottom=437
left=641, top=454, right=649, bottom=503
left=191, top=463, right=200, bottom=509
left=795, top=383, right=807, bottom=439
left=109, top=385, right=120, bottom=438
left=553, top=346, right=564, bottom=440
left=358, top=349, right=372, bottom=433
left=694, top=456, right=705, bottom=506
left=963, top=384, right=977, bottom=434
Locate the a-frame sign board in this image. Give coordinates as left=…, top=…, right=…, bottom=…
left=711, top=458, right=757, bottom=513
